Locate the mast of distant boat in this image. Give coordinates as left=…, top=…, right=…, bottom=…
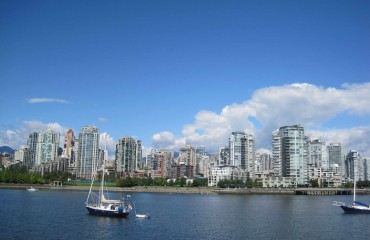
left=100, top=136, right=107, bottom=204
left=353, top=168, right=356, bottom=204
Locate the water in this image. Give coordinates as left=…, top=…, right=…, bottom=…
left=0, top=189, right=369, bottom=240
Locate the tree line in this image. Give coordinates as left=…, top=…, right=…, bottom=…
left=0, top=165, right=74, bottom=184
left=116, top=177, right=208, bottom=188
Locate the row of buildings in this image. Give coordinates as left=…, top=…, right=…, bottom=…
left=6, top=125, right=370, bottom=187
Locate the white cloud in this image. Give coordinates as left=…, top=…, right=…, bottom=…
left=27, top=98, right=68, bottom=104
left=152, top=131, right=186, bottom=151
left=0, top=120, right=69, bottom=149
left=99, top=132, right=116, bottom=159
left=307, top=126, right=370, bottom=157
left=98, top=117, right=108, bottom=123
left=151, top=82, right=370, bottom=157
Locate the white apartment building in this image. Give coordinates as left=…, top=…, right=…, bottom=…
left=208, top=165, right=246, bottom=187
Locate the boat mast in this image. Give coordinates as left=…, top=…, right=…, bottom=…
left=100, top=135, right=107, bottom=201
left=353, top=165, right=356, bottom=203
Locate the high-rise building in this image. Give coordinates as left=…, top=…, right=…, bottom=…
left=77, top=126, right=99, bottom=179
left=63, top=129, right=76, bottom=158
left=219, top=147, right=230, bottom=165
left=179, top=145, right=196, bottom=177
left=308, top=139, right=328, bottom=169
left=345, top=150, right=363, bottom=181
left=63, top=129, right=77, bottom=170
left=35, top=128, right=60, bottom=165
left=14, top=147, right=31, bottom=164
left=229, top=131, right=255, bottom=178
left=256, top=153, right=273, bottom=171
left=328, top=143, right=343, bottom=165
left=147, top=149, right=173, bottom=178
left=115, top=136, right=142, bottom=177
left=272, top=130, right=282, bottom=177
left=195, top=147, right=206, bottom=175
left=27, top=132, right=39, bottom=167
left=364, top=158, right=370, bottom=181
left=272, top=125, right=308, bottom=185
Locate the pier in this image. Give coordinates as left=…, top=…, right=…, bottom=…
left=294, top=188, right=351, bottom=195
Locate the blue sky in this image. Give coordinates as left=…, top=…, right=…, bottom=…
left=1, top=0, right=370, bottom=156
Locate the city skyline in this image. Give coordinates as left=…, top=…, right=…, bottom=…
left=1, top=1, right=370, bottom=157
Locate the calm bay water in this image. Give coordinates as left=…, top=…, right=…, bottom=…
left=0, top=189, right=369, bottom=240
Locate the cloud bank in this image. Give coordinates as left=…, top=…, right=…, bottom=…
left=152, top=83, right=370, bottom=157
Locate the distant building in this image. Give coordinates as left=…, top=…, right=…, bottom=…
left=35, top=128, right=60, bottom=165
left=195, top=147, right=206, bottom=175
left=229, top=131, right=255, bottom=178
left=76, top=126, right=99, bottom=179
left=179, top=145, right=196, bottom=177
left=219, top=147, right=230, bottom=165
left=272, top=125, right=308, bottom=185
left=62, top=129, right=77, bottom=175
left=327, top=143, right=343, bottom=165
left=27, top=132, right=39, bottom=167
left=115, top=136, right=142, bottom=177
left=327, top=143, right=344, bottom=176
left=32, top=157, right=69, bottom=176
left=256, top=152, right=273, bottom=172
left=345, top=150, right=363, bottom=181
left=146, top=149, right=173, bottom=178
left=261, top=176, right=295, bottom=188
left=364, top=158, right=370, bottom=181
left=14, top=147, right=31, bottom=165
left=198, top=155, right=210, bottom=177
left=308, top=139, right=328, bottom=169
left=208, top=165, right=246, bottom=187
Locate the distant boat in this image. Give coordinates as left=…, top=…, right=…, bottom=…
left=333, top=173, right=370, bottom=214
left=136, top=213, right=150, bottom=218
left=85, top=139, right=132, bottom=218
left=27, top=186, right=38, bottom=192
left=134, top=201, right=150, bottom=218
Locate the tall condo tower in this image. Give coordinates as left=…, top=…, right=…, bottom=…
left=115, top=136, right=142, bottom=177
left=272, top=125, right=308, bottom=185
left=308, top=139, right=328, bottom=169
left=179, top=145, right=196, bottom=177
left=328, top=143, right=343, bottom=165
left=229, top=131, right=255, bottom=178
left=63, top=129, right=76, bottom=158
left=35, top=128, right=60, bottom=165
left=27, top=132, right=39, bottom=167
left=345, top=150, right=363, bottom=181
left=77, top=126, right=99, bottom=179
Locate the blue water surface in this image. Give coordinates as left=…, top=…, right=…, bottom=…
left=0, top=189, right=369, bottom=240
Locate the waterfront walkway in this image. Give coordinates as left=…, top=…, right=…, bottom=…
left=1, top=183, right=370, bottom=195
left=215, top=188, right=370, bottom=195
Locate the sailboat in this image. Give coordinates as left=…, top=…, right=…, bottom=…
left=85, top=140, right=132, bottom=217
left=333, top=171, right=370, bottom=213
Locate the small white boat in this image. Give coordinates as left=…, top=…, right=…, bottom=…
left=27, top=187, right=39, bottom=192
left=134, top=201, right=150, bottom=218
left=136, top=214, right=150, bottom=218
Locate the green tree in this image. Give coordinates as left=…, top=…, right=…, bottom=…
left=179, top=177, right=187, bottom=187
left=192, top=178, right=208, bottom=187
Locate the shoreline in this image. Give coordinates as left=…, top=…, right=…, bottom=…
left=0, top=183, right=216, bottom=194
left=1, top=183, right=369, bottom=195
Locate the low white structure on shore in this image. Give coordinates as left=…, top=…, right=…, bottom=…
left=208, top=165, right=246, bottom=187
